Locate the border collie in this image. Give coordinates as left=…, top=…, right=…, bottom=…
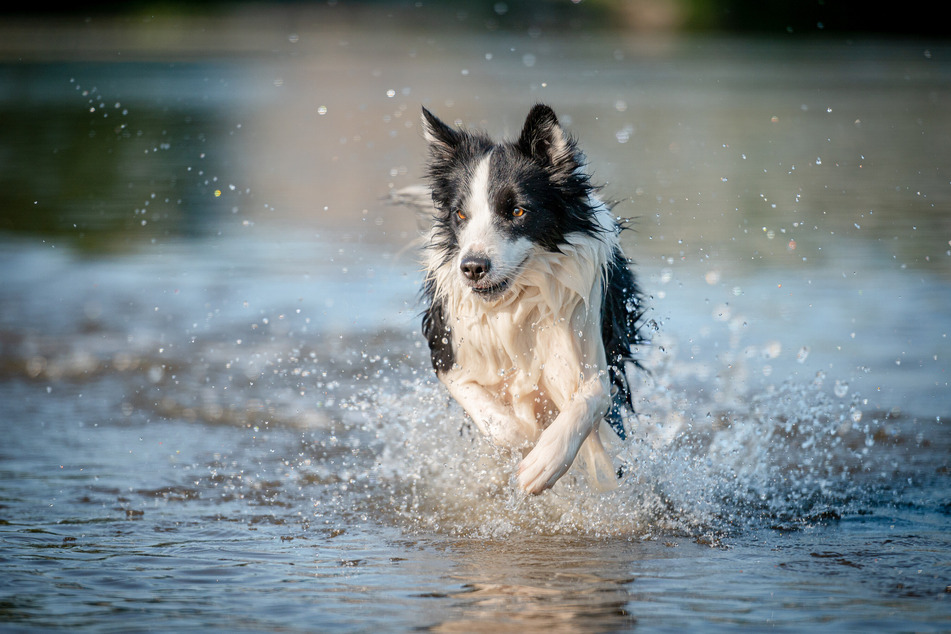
left=417, top=104, right=645, bottom=494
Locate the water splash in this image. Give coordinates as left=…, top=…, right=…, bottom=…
left=340, top=328, right=885, bottom=541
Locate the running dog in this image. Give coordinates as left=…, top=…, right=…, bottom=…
left=416, top=104, right=645, bottom=494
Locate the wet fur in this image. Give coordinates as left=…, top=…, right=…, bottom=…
left=418, top=104, right=645, bottom=494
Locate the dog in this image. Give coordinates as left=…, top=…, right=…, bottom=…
left=416, top=104, right=645, bottom=494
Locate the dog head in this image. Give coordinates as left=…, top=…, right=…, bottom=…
left=421, top=104, right=601, bottom=299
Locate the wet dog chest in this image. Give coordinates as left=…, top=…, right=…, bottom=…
left=456, top=310, right=539, bottom=368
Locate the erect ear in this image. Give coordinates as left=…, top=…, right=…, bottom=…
left=516, top=104, right=577, bottom=172
left=421, top=107, right=461, bottom=162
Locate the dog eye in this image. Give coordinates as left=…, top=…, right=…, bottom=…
left=512, top=207, right=526, bottom=218
left=455, top=209, right=467, bottom=221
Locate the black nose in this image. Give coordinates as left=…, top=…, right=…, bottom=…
left=460, top=255, right=491, bottom=281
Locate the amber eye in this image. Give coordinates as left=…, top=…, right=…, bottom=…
left=512, top=207, right=526, bottom=218
left=455, top=209, right=467, bottom=221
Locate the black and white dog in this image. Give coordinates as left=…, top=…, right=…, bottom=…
left=417, top=104, right=645, bottom=494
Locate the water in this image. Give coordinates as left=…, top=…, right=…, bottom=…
left=1, top=11, right=950, bottom=631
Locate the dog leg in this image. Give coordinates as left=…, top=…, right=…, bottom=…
left=443, top=377, right=537, bottom=448
left=516, top=374, right=610, bottom=494
left=577, top=423, right=619, bottom=492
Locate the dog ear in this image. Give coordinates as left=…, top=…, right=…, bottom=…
left=421, top=107, right=461, bottom=161
left=517, top=104, right=577, bottom=173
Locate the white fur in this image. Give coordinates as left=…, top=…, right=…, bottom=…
left=425, top=191, right=622, bottom=494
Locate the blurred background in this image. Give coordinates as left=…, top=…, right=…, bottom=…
left=2, top=0, right=948, bottom=37
left=0, top=0, right=947, bottom=255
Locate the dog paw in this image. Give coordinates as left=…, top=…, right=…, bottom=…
left=516, top=435, right=575, bottom=494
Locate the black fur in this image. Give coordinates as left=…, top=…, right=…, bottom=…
left=601, top=247, right=646, bottom=439
left=421, top=274, right=454, bottom=373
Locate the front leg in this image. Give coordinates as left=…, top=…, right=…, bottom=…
left=442, top=374, right=537, bottom=448
left=517, top=374, right=610, bottom=494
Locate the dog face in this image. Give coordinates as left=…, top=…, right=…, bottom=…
left=422, top=105, right=602, bottom=299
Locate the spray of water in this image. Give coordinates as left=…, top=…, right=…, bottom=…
left=338, top=324, right=882, bottom=542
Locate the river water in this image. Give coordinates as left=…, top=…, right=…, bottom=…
left=1, top=11, right=949, bottom=632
